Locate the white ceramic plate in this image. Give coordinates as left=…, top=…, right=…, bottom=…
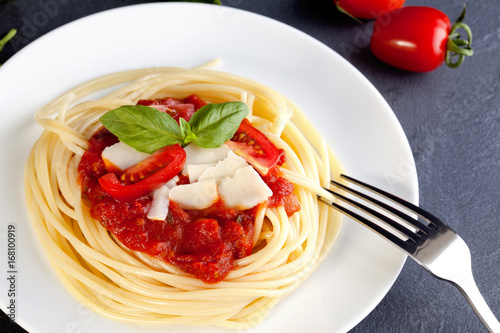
left=0, top=3, right=418, bottom=333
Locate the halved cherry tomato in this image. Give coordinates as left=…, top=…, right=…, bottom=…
left=121, top=145, right=179, bottom=184
left=335, top=0, right=405, bottom=19
left=136, top=94, right=206, bottom=123
left=225, top=118, right=281, bottom=176
left=98, top=144, right=186, bottom=201
left=370, top=6, right=473, bottom=72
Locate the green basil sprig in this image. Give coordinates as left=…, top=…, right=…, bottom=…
left=100, top=101, right=249, bottom=153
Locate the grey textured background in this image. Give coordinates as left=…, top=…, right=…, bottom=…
left=1, top=0, right=499, bottom=332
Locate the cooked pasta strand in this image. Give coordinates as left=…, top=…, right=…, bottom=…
left=25, top=64, right=343, bottom=329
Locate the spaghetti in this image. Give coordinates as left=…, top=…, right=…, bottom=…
left=25, top=60, right=343, bottom=329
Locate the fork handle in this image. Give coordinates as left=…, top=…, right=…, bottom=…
left=453, top=271, right=500, bottom=333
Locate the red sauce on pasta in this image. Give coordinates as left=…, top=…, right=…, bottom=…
left=77, top=128, right=296, bottom=283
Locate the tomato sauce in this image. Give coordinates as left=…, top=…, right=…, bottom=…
left=78, top=129, right=295, bottom=283
left=263, top=167, right=301, bottom=217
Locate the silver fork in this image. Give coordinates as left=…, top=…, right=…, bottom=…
left=318, top=174, right=500, bottom=333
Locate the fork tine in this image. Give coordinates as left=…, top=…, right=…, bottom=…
left=317, top=193, right=415, bottom=253
left=323, top=187, right=421, bottom=240
left=339, top=174, right=446, bottom=230
left=318, top=174, right=447, bottom=254
left=329, top=179, right=432, bottom=235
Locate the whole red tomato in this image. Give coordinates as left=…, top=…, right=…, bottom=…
left=335, top=0, right=405, bottom=19
left=370, top=6, right=473, bottom=72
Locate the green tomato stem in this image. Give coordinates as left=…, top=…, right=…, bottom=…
left=446, top=6, right=473, bottom=68
left=335, top=2, right=362, bottom=23
left=0, top=29, right=17, bottom=52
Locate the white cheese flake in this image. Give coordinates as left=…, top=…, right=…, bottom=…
left=101, top=141, right=150, bottom=171
left=198, top=151, right=249, bottom=185
left=218, top=166, right=272, bottom=210
left=146, top=176, right=179, bottom=221
left=147, top=185, right=171, bottom=221
left=187, top=163, right=216, bottom=183
left=182, top=143, right=231, bottom=175
left=169, top=179, right=218, bottom=210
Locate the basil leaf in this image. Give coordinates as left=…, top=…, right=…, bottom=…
left=179, top=118, right=197, bottom=145
left=99, top=105, right=183, bottom=153
left=99, top=101, right=249, bottom=152
left=188, top=102, right=249, bottom=148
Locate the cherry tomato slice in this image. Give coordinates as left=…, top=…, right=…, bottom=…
left=121, top=145, right=179, bottom=184
left=98, top=144, right=186, bottom=201
left=225, top=118, right=280, bottom=176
